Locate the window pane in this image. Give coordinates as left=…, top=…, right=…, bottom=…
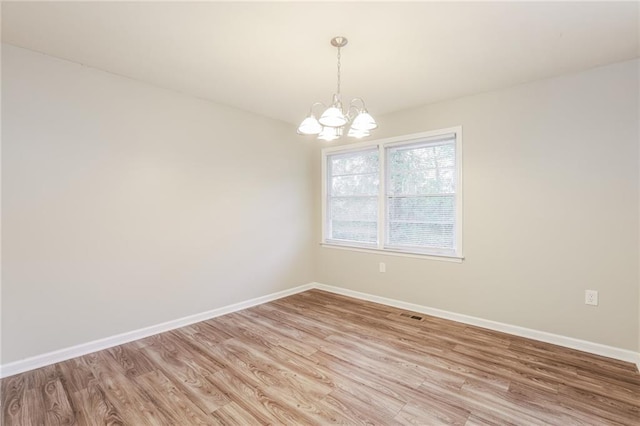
left=388, top=222, right=455, bottom=248
left=389, top=168, right=455, bottom=195
left=388, top=195, right=455, bottom=222
left=390, top=143, right=455, bottom=168
left=327, top=149, right=379, bottom=245
left=330, top=150, right=379, bottom=176
left=386, top=139, right=456, bottom=251
left=331, top=174, right=378, bottom=196
left=388, top=143, right=456, bottom=195
left=329, top=196, right=378, bottom=243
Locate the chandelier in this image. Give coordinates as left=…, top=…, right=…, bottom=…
left=297, top=36, right=377, bottom=141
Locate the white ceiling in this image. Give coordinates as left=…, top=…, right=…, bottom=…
left=2, top=2, right=638, bottom=125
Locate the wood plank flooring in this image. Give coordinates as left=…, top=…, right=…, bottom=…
left=2, top=289, right=639, bottom=425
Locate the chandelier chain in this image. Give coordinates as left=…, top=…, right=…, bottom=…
left=336, top=46, right=341, bottom=96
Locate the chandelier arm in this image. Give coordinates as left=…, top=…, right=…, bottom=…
left=346, top=104, right=361, bottom=121
left=309, top=101, right=327, bottom=116
left=349, top=97, right=367, bottom=110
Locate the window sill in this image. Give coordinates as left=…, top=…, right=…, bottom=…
left=320, top=243, right=464, bottom=263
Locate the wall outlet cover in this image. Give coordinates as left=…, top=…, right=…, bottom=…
left=585, top=290, right=598, bottom=306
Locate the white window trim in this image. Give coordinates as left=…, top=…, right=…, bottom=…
left=321, top=126, right=464, bottom=261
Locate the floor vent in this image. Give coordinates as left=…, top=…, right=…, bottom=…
left=400, top=313, right=423, bottom=321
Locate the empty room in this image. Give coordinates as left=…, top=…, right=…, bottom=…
left=1, top=1, right=639, bottom=425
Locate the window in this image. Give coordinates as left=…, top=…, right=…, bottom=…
left=322, top=128, right=462, bottom=260
left=325, top=148, right=379, bottom=246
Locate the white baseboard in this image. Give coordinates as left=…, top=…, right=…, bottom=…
left=2, top=281, right=639, bottom=378
left=312, top=282, right=640, bottom=371
left=0, top=283, right=315, bottom=378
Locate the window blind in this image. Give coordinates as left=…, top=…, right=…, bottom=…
left=385, top=136, right=457, bottom=253
left=326, top=148, right=379, bottom=245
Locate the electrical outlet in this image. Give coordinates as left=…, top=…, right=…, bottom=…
left=379, top=262, right=386, bottom=273
left=585, top=290, right=598, bottom=306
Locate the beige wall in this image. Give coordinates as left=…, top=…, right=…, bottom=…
left=2, top=43, right=638, bottom=365
left=315, top=59, right=640, bottom=351
left=1, top=45, right=315, bottom=363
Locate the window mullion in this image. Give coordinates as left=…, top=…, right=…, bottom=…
left=322, top=153, right=329, bottom=242
left=378, top=143, right=385, bottom=249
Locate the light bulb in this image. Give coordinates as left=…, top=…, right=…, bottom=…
left=350, top=111, right=378, bottom=131
left=318, top=126, right=340, bottom=141
left=297, top=115, right=322, bottom=135
left=348, top=127, right=370, bottom=138
left=319, top=107, right=347, bottom=127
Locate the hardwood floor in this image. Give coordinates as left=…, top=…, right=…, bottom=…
left=2, top=289, right=639, bottom=425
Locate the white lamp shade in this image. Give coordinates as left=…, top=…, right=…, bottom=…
left=348, top=127, right=370, bottom=138
left=351, top=111, right=378, bottom=131
left=297, top=115, right=322, bottom=135
left=319, top=126, right=340, bottom=141
left=319, top=107, right=348, bottom=127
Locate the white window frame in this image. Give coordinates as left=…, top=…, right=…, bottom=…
left=321, top=127, right=463, bottom=262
